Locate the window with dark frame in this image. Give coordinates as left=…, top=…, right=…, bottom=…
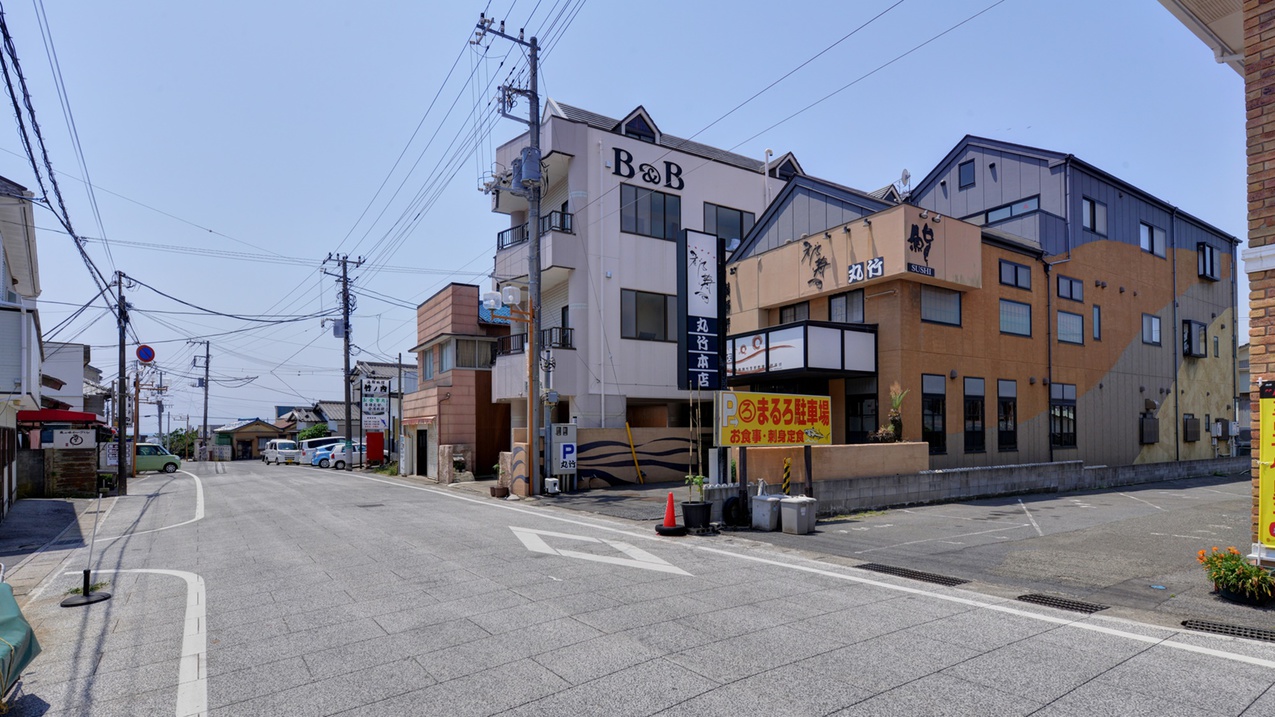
left=1058, top=311, right=1084, bottom=345
left=779, top=302, right=809, bottom=324
left=964, top=377, right=985, bottom=453
left=971, top=196, right=1040, bottom=227
left=997, top=379, right=1017, bottom=451
left=621, top=289, right=675, bottom=341
left=920, top=285, right=961, bottom=326
left=999, top=299, right=1031, bottom=336
left=1050, top=383, right=1077, bottom=448
left=1093, top=305, right=1101, bottom=341
left=1140, top=222, right=1167, bottom=257
left=1142, top=313, right=1162, bottom=345
left=704, top=203, right=755, bottom=246
left=958, top=160, right=975, bottom=189
left=620, top=183, right=681, bottom=240
left=1081, top=197, right=1107, bottom=235
left=1057, top=275, right=1083, bottom=302
left=624, top=115, right=656, bottom=143
left=1183, top=320, right=1207, bottom=358
left=999, top=259, right=1031, bottom=290
left=1198, top=243, right=1219, bottom=280
left=420, top=347, right=434, bottom=380
left=922, top=373, right=947, bottom=455
left=829, top=290, right=865, bottom=323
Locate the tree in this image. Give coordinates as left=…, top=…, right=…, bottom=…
left=298, top=424, right=330, bottom=441
left=166, top=428, right=199, bottom=459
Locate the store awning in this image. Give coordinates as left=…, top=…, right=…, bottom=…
left=16, top=409, right=103, bottom=425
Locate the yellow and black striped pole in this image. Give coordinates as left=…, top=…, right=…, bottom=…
left=782, top=457, right=791, bottom=495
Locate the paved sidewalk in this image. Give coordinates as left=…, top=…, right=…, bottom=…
left=0, top=496, right=107, bottom=605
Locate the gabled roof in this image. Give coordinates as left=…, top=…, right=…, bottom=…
left=614, top=105, right=662, bottom=142
left=355, top=361, right=414, bottom=380
left=214, top=418, right=278, bottom=433
left=766, top=152, right=804, bottom=181
left=546, top=100, right=776, bottom=174
left=731, top=175, right=895, bottom=260
left=868, top=184, right=902, bottom=203
left=315, top=400, right=361, bottom=422
left=912, top=135, right=1239, bottom=244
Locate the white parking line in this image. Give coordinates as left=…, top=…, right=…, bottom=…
left=852, top=523, right=1031, bottom=554
left=322, top=470, right=1275, bottom=668
left=1118, top=492, right=1165, bottom=511
left=96, top=470, right=205, bottom=543
left=1018, top=499, right=1043, bottom=536
left=65, top=568, right=207, bottom=717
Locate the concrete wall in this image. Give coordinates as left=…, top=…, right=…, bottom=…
left=810, top=456, right=1247, bottom=516
left=738, top=442, right=930, bottom=489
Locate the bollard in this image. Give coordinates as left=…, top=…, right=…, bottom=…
left=782, top=457, right=791, bottom=495
left=61, top=492, right=111, bottom=607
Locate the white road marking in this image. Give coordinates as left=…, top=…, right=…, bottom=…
left=1150, top=532, right=1214, bottom=540
left=510, top=527, right=690, bottom=576
left=65, top=568, right=207, bottom=717
left=97, top=470, right=205, bottom=543
left=21, top=497, right=121, bottom=606
left=853, top=524, right=1030, bottom=554
left=1118, top=492, right=1165, bottom=511
left=1018, top=499, right=1044, bottom=537
left=328, top=470, right=1275, bottom=668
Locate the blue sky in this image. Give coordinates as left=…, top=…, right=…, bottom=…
left=5, top=0, right=1243, bottom=426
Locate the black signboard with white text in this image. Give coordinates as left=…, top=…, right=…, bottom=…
left=677, top=229, right=726, bottom=391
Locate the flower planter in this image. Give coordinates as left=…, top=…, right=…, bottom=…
left=490, top=486, right=510, bottom=498
left=1217, top=587, right=1274, bottom=607
left=681, top=501, right=712, bottom=531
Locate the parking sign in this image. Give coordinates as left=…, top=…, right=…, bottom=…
left=553, top=423, right=577, bottom=475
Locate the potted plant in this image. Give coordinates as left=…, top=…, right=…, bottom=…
left=1197, top=546, right=1275, bottom=606
left=682, top=474, right=711, bottom=530
left=887, top=381, right=908, bottom=439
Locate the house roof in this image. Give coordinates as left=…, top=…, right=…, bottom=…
left=316, top=400, right=361, bottom=422
left=731, top=175, right=895, bottom=260
left=479, top=303, right=512, bottom=325
left=548, top=100, right=775, bottom=174
left=354, top=362, right=413, bottom=380
left=214, top=418, right=278, bottom=433
left=911, top=135, right=1240, bottom=244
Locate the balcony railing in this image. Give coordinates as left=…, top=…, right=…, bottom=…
left=496, top=210, right=574, bottom=251
left=495, top=327, right=574, bottom=357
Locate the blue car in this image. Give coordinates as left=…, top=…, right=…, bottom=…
left=311, top=446, right=335, bottom=468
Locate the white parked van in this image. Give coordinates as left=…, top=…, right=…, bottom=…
left=298, top=436, right=345, bottom=466
left=262, top=439, right=301, bottom=465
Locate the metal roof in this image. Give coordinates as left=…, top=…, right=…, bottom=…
left=315, top=400, right=361, bottom=422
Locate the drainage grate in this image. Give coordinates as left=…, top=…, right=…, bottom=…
left=1182, top=620, right=1275, bottom=643
left=355, top=503, right=385, bottom=509
left=1016, top=594, right=1108, bottom=614
left=855, top=563, right=968, bottom=587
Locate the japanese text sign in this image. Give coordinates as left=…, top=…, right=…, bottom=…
left=716, top=391, right=831, bottom=447
left=1260, top=382, right=1275, bottom=548
left=677, top=229, right=725, bottom=391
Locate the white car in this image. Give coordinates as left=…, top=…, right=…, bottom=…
left=262, top=439, right=301, bottom=465
left=329, top=442, right=366, bottom=470
left=298, top=436, right=345, bottom=466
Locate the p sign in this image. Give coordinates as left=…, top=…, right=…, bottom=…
left=552, top=423, right=577, bottom=475
left=557, top=442, right=577, bottom=474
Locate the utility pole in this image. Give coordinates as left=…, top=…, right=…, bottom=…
left=397, top=352, right=403, bottom=470
left=189, top=340, right=210, bottom=461
left=132, top=372, right=140, bottom=477
left=324, top=253, right=363, bottom=470
left=477, top=13, right=543, bottom=494
left=115, top=271, right=128, bottom=496
left=156, top=371, right=164, bottom=450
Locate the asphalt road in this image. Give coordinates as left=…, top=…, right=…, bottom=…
left=6, top=462, right=1275, bottom=716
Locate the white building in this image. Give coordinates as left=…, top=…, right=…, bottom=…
left=0, top=177, right=42, bottom=518
left=489, top=102, right=802, bottom=430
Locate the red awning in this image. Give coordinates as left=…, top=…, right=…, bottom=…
left=16, top=409, right=103, bottom=425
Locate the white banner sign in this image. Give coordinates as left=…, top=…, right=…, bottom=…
left=361, top=378, right=390, bottom=430
left=52, top=430, right=95, bottom=449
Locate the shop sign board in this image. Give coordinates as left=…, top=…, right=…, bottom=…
left=1259, top=381, right=1275, bottom=548
left=716, top=391, right=831, bottom=447
left=362, top=378, right=390, bottom=430
left=52, top=430, right=95, bottom=449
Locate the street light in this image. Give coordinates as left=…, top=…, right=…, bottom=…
left=485, top=286, right=540, bottom=495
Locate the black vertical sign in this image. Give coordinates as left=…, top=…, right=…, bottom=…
left=677, top=229, right=726, bottom=390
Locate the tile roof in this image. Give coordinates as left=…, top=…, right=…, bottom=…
left=214, top=418, right=275, bottom=433
left=355, top=362, right=414, bottom=380
left=315, top=400, right=361, bottom=422
left=479, top=303, right=512, bottom=325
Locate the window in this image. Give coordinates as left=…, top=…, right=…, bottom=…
left=999, top=260, right=1031, bottom=290
left=1142, top=314, right=1162, bottom=345
left=1057, top=311, right=1084, bottom=345
left=704, top=203, right=755, bottom=245
left=1198, top=243, right=1219, bottom=280
left=1183, top=320, right=1207, bottom=358
left=922, top=374, right=947, bottom=454
left=964, top=378, right=985, bottom=453
left=621, top=289, right=675, bottom=341
left=420, top=347, right=434, bottom=380
left=1214, top=335, right=1220, bottom=358
left=829, top=290, right=864, bottom=323
left=1050, top=383, right=1077, bottom=448
left=997, top=379, right=1017, bottom=451
left=439, top=341, right=454, bottom=372
left=1057, top=275, right=1083, bottom=302
left=958, top=160, right=975, bottom=189
left=455, top=339, right=495, bottom=368
left=779, top=302, right=809, bottom=324
left=921, top=285, right=961, bottom=326
left=620, top=183, right=681, bottom=240
left=1093, top=305, right=1101, bottom=341
left=999, top=299, right=1032, bottom=336
left=972, top=196, right=1039, bottom=227
left=1140, top=222, right=1166, bottom=257
left=1081, top=197, right=1107, bottom=236
left=561, top=306, right=570, bottom=329
left=624, top=115, right=656, bottom=143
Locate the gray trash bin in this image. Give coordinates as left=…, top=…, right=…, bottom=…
left=750, top=482, right=781, bottom=531
left=780, top=496, right=817, bottom=535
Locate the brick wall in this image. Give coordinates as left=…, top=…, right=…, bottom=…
left=1247, top=0, right=1275, bottom=544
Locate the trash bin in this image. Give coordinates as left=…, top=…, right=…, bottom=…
left=751, top=481, right=781, bottom=531
left=780, top=496, right=817, bottom=535
left=704, top=484, right=735, bottom=523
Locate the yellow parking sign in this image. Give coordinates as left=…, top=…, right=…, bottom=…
left=1260, top=381, right=1275, bottom=548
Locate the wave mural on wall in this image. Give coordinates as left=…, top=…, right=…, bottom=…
left=575, top=431, right=710, bottom=487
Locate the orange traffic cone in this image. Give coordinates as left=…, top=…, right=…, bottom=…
left=655, top=492, right=687, bottom=536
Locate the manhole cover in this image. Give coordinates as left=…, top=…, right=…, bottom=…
left=855, top=563, right=968, bottom=587
left=1016, top=594, right=1108, bottom=614
left=1182, top=620, right=1275, bottom=643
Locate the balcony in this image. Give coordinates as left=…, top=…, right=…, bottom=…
left=496, top=211, right=573, bottom=250
left=495, top=327, right=574, bottom=357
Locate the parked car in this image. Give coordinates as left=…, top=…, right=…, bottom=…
left=329, top=442, right=366, bottom=470
left=262, top=439, right=301, bottom=465
left=311, top=445, right=336, bottom=468
left=298, top=435, right=345, bottom=466
left=135, top=443, right=181, bottom=473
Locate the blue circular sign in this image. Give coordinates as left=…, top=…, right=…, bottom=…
left=136, top=345, right=156, bottom=363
